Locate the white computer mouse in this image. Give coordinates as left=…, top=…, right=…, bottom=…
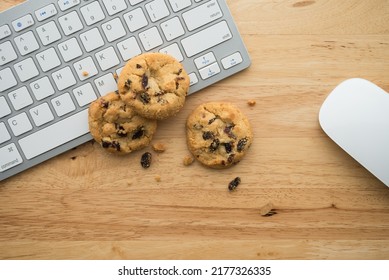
left=319, top=78, right=389, bottom=187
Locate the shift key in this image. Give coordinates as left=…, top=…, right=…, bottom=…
left=181, top=21, right=232, bottom=58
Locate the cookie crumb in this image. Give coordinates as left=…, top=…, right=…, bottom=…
left=152, top=142, right=166, bottom=153
left=183, top=155, right=194, bottom=166
left=82, top=71, right=89, bottom=77
left=260, top=202, right=277, bottom=216
left=228, top=177, right=241, bottom=191
left=154, top=175, right=161, bottom=182
left=113, top=73, right=118, bottom=80
left=247, top=100, right=256, bottom=106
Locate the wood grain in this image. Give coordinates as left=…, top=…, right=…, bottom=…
left=1, top=0, right=389, bottom=260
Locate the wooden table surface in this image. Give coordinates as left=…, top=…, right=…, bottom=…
left=1, top=0, right=389, bottom=260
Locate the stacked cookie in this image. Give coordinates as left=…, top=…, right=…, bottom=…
left=88, top=53, right=190, bottom=154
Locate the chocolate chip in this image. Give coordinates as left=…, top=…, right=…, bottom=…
left=228, top=177, right=241, bottom=191
left=141, top=74, right=148, bottom=89
left=155, top=90, right=165, bottom=96
left=141, top=152, right=152, bottom=168
left=237, top=137, right=249, bottom=152
left=223, top=142, right=233, bottom=153
left=102, top=140, right=111, bottom=148
left=208, top=116, right=217, bottom=125
left=209, top=138, right=220, bottom=152
left=140, top=92, right=150, bottom=104
left=100, top=99, right=109, bottom=108
left=227, top=154, right=235, bottom=163
left=132, top=126, right=145, bottom=139
left=111, top=141, right=121, bottom=151
left=116, top=125, right=127, bottom=137
left=157, top=96, right=167, bottom=104
left=136, top=64, right=142, bottom=69
left=224, top=124, right=236, bottom=139
left=175, top=76, right=185, bottom=89
left=202, top=131, right=214, bottom=140
left=125, top=79, right=132, bottom=88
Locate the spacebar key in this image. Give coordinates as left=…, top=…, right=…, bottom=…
left=181, top=21, right=232, bottom=57
left=19, top=109, right=89, bottom=160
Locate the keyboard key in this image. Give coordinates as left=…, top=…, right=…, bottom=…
left=35, top=4, right=58, bottom=22
left=181, top=21, right=232, bottom=57
left=117, top=37, right=141, bottom=61
left=58, top=11, right=83, bottom=36
left=51, top=93, right=76, bottom=117
left=188, top=72, right=199, bottom=86
left=0, top=24, right=12, bottom=40
left=29, top=103, right=54, bottom=127
left=80, top=1, right=106, bottom=26
left=199, top=62, right=221, bottom=80
left=8, top=86, right=33, bottom=110
left=103, top=0, right=127, bottom=15
left=95, top=47, right=120, bottom=71
left=58, top=37, right=83, bottom=62
left=123, top=8, right=148, bottom=32
left=129, top=0, right=146, bottom=5
left=160, top=17, right=185, bottom=41
left=19, top=109, right=89, bottom=160
left=8, top=112, right=33, bottom=136
left=36, top=21, right=62, bottom=46
left=14, top=31, right=39, bottom=56
left=36, top=47, right=61, bottom=72
left=221, top=52, right=243, bottom=69
left=115, top=67, right=123, bottom=77
left=94, top=73, right=118, bottom=96
left=72, top=83, right=97, bottom=107
left=0, top=68, right=17, bottom=92
left=102, top=18, right=126, bottom=42
left=52, top=66, right=77, bottom=90
left=159, top=43, right=183, bottom=62
left=139, top=27, right=163, bottom=51
left=80, top=28, right=104, bottom=52
left=12, top=14, right=34, bottom=32
left=30, top=76, right=55, bottom=101
left=194, top=52, right=216, bottom=69
left=145, top=0, right=170, bottom=22
left=168, top=0, right=192, bottom=12
left=0, top=122, right=11, bottom=144
left=182, top=0, right=222, bottom=31
left=0, top=41, right=18, bottom=66
left=0, top=96, right=12, bottom=118
left=0, top=143, right=23, bottom=173
left=73, top=56, right=98, bottom=81
left=58, top=0, right=81, bottom=12
left=14, top=57, right=39, bottom=82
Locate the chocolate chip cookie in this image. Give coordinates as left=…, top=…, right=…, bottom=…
left=117, top=53, right=190, bottom=120
left=186, top=102, right=253, bottom=168
left=88, top=92, right=157, bottom=154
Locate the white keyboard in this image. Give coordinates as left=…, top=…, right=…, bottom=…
left=0, top=0, right=251, bottom=181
